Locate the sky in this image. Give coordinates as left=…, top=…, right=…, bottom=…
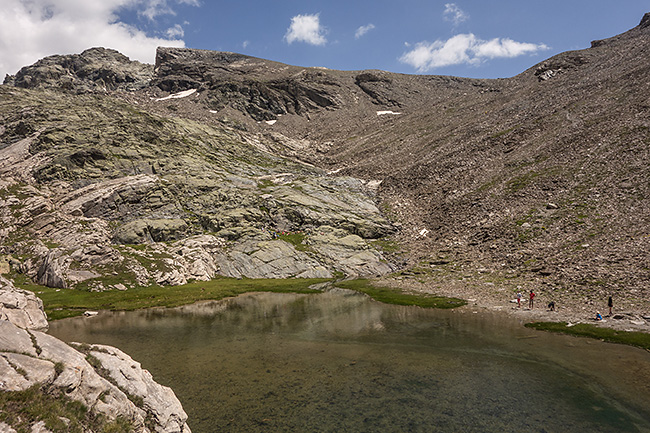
left=1, top=1, right=648, bottom=80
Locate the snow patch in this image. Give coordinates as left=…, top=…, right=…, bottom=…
left=265, top=120, right=277, bottom=125
left=153, top=89, right=197, bottom=101
left=418, top=228, right=429, bottom=237
left=365, top=180, right=382, bottom=190
left=209, top=110, right=218, bottom=114
left=377, top=110, right=401, bottom=116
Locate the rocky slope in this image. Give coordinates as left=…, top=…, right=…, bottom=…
left=365, top=15, right=650, bottom=310
left=0, top=276, right=190, bottom=432
left=0, top=76, right=395, bottom=291
left=1, top=14, right=650, bottom=311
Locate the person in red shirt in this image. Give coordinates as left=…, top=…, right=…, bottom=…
left=529, top=290, right=535, bottom=309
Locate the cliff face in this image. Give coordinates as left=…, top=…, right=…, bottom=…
left=0, top=276, right=191, bottom=432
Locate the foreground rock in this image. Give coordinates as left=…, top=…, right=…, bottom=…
left=0, top=276, right=191, bottom=432
left=0, top=277, right=48, bottom=330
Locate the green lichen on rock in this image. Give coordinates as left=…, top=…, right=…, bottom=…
left=0, top=84, right=396, bottom=289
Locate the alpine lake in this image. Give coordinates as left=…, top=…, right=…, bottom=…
left=48, top=289, right=650, bottom=433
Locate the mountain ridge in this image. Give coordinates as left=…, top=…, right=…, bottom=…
left=1, top=13, right=649, bottom=314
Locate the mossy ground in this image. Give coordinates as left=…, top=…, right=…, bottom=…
left=25, top=278, right=329, bottom=320
left=0, top=385, right=132, bottom=433
left=334, top=279, right=467, bottom=309
left=277, top=232, right=310, bottom=252
left=525, top=321, right=650, bottom=350
left=19, top=275, right=468, bottom=321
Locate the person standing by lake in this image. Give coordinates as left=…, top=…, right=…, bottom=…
left=516, top=291, right=522, bottom=308
left=608, top=296, right=613, bottom=316
left=529, top=290, right=535, bottom=309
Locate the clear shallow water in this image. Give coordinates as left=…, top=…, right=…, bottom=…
left=48, top=290, right=650, bottom=433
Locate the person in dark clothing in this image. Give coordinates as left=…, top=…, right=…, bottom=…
left=608, top=296, right=613, bottom=316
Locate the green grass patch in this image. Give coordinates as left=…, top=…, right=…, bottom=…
left=334, top=279, right=466, bottom=309
left=516, top=226, right=546, bottom=243
left=120, top=243, right=149, bottom=251
left=506, top=171, right=540, bottom=193
left=476, top=177, right=498, bottom=193
left=43, top=241, right=61, bottom=249
left=114, top=247, right=174, bottom=273
left=0, top=385, right=133, bottom=433
left=25, top=277, right=329, bottom=320
left=257, top=179, right=275, bottom=189
left=277, top=232, right=310, bottom=252
left=525, top=322, right=650, bottom=350
left=369, top=238, right=402, bottom=253
left=489, top=125, right=518, bottom=139
left=1, top=183, right=33, bottom=201
left=515, top=208, right=539, bottom=226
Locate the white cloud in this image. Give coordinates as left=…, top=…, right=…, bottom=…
left=474, top=38, right=549, bottom=58
left=140, top=0, right=200, bottom=21
left=443, top=3, right=469, bottom=27
left=0, top=0, right=198, bottom=78
left=399, top=33, right=549, bottom=72
left=355, top=23, right=375, bottom=39
left=242, top=40, right=250, bottom=49
left=284, top=14, right=327, bottom=46
left=166, top=24, right=185, bottom=39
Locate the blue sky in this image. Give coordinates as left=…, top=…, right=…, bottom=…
left=1, top=1, right=648, bottom=80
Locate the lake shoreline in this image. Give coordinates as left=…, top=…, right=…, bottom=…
left=27, top=271, right=650, bottom=348
left=376, top=276, right=650, bottom=335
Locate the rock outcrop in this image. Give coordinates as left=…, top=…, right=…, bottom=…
left=152, top=47, right=342, bottom=121
left=35, top=250, right=68, bottom=289
left=0, top=82, right=396, bottom=290
left=0, top=276, right=48, bottom=331
left=0, top=276, right=191, bottom=432
left=88, top=344, right=190, bottom=432
left=4, top=47, right=153, bottom=92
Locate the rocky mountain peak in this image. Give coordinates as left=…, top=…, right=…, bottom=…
left=3, top=47, right=152, bottom=92
left=640, top=12, right=650, bottom=28
left=150, top=46, right=348, bottom=120
left=152, top=46, right=291, bottom=91
left=155, top=46, right=267, bottom=72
